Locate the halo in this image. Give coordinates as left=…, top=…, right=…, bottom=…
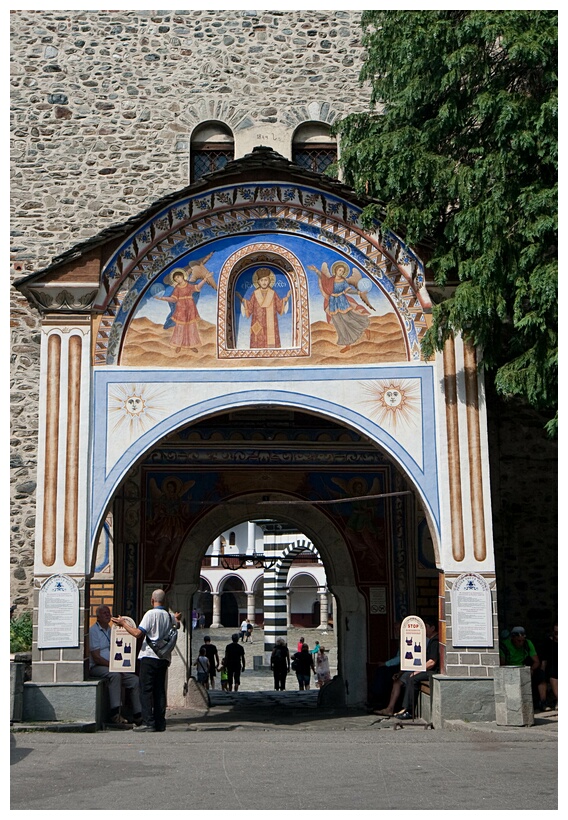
left=164, top=267, right=188, bottom=286
left=252, top=268, right=276, bottom=288
left=331, top=260, right=350, bottom=278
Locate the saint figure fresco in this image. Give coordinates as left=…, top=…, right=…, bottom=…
left=238, top=267, right=291, bottom=349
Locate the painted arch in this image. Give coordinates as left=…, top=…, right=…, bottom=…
left=94, top=180, right=431, bottom=368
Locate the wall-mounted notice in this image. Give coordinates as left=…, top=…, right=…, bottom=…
left=38, top=574, right=79, bottom=648
left=110, top=617, right=137, bottom=672
left=400, top=615, right=426, bottom=672
left=451, top=573, right=493, bottom=647
left=369, top=587, right=387, bottom=615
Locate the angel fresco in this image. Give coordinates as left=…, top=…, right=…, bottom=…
left=154, top=253, right=217, bottom=353
left=145, top=476, right=195, bottom=577
left=331, top=476, right=386, bottom=574
left=308, top=260, right=375, bottom=353
left=237, top=267, right=291, bottom=349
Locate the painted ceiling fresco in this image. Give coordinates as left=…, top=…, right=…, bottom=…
left=118, top=233, right=409, bottom=368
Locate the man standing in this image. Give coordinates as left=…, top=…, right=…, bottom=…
left=239, top=617, right=248, bottom=642
left=88, top=604, right=142, bottom=727
left=224, top=633, right=246, bottom=692
left=238, top=268, right=290, bottom=349
left=199, top=635, right=220, bottom=690
left=112, top=590, right=182, bottom=732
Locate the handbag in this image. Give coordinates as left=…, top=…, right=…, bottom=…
left=145, top=613, right=178, bottom=659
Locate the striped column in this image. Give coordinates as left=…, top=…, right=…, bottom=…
left=262, top=543, right=288, bottom=663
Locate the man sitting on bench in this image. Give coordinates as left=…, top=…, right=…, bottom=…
left=397, top=615, right=439, bottom=720
left=89, top=604, right=143, bottom=727
left=375, top=615, right=439, bottom=719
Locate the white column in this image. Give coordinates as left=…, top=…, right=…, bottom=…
left=247, top=521, right=256, bottom=555
left=317, top=590, right=329, bottom=630
left=210, top=592, right=222, bottom=628
left=212, top=537, right=221, bottom=567
left=332, top=595, right=338, bottom=632
left=247, top=592, right=255, bottom=621
left=286, top=590, right=293, bottom=628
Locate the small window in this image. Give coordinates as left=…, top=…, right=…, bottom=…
left=191, top=122, right=234, bottom=182
left=292, top=122, right=337, bottom=176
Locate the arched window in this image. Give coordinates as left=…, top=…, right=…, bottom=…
left=292, top=122, right=337, bottom=175
left=191, top=121, right=234, bottom=182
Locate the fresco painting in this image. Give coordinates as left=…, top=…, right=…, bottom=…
left=121, top=233, right=408, bottom=367
left=141, top=465, right=398, bottom=586
left=235, top=266, right=292, bottom=349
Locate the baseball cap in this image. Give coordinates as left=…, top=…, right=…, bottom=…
left=510, top=626, right=526, bottom=636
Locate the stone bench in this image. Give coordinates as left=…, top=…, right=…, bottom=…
left=22, top=681, right=106, bottom=728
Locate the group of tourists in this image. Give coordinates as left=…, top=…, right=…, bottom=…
left=193, top=633, right=333, bottom=693
left=194, top=633, right=246, bottom=691
left=270, top=637, right=332, bottom=691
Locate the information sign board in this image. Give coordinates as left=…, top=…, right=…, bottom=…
left=109, top=616, right=137, bottom=672
left=400, top=615, right=426, bottom=672
left=38, top=574, right=79, bottom=649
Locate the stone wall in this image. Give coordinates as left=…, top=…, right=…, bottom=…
left=9, top=9, right=368, bottom=608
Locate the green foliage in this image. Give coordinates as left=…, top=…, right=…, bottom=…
left=10, top=611, right=32, bottom=653
left=336, top=11, right=557, bottom=433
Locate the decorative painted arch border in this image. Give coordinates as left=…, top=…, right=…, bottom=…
left=90, top=375, right=441, bottom=565
left=95, top=182, right=431, bottom=365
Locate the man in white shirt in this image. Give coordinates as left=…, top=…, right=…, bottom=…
left=112, top=589, right=182, bottom=733
left=88, top=604, right=142, bottom=727
left=240, top=618, right=248, bottom=642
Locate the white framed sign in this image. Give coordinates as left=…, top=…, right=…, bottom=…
left=110, top=616, right=137, bottom=672
left=38, top=574, right=79, bottom=648
left=400, top=615, right=426, bottom=671
left=451, top=573, right=493, bottom=647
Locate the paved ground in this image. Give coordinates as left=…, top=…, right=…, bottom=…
left=10, top=711, right=558, bottom=811
left=10, top=626, right=559, bottom=811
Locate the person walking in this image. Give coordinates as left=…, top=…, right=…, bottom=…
left=270, top=638, right=291, bottom=691
left=315, top=645, right=331, bottom=688
left=112, top=589, right=182, bottom=732
left=292, top=643, right=315, bottom=691
left=240, top=618, right=248, bottom=642
left=194, top=647, right=210, bottom=688
left=225, top=633, right=246, bottom=691
left=199, top=636, right=220, bottom=690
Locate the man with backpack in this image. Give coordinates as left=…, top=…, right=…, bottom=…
left=112, top=589, right=182, bottom=732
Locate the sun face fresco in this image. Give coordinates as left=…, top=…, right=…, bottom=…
left=108, top=383, right=169, bottom=440
left=359, top=379, right=421, bottom=434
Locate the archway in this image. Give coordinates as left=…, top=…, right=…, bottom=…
left=219, top=576, right=245, bottom=628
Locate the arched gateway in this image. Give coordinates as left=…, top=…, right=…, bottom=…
left=16, top=148, right=499, bottom=720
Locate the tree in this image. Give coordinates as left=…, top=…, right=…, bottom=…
left=336, top=10, right=557, bottom=434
